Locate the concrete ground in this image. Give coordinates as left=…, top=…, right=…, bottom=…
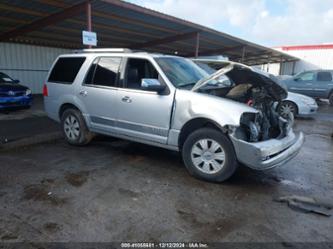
left=0, top=95, right=59, bottom=143
left=0, top=103, right=332, bottom=243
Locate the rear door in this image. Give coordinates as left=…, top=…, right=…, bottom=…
left=79, top=57, right=122, bottom=133
left=116, top=58, right=174, bottom=144
left=288, top=71, right=316, bottom=96
left=314, top=71, right=333, bottom=98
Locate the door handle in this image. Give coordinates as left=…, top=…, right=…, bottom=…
left=79, top=90, right=88, bottom=96
left=121, top=96, right=132, bottom=103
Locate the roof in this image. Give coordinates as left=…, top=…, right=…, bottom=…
left=277, top=44, right=333, bottom=51
left=60, top=49, right=179, bottom=60
left=0, top=0, right=297, bottom=65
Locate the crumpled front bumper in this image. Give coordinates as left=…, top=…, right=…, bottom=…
left=229, top=130, right=304, bottom=170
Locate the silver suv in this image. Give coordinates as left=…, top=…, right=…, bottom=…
left=44, top=49, right=304, bottom=182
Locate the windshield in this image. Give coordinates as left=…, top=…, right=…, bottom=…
left=0, top=72, right=14, bottom=84
left=155, top=57, right=209, bottom=88
left=194, top=61, right=233, bottom=88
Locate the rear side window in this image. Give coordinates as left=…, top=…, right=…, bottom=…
left=48, top=57, right=86, bottom=84
left=85, top=57, right=121, bottom=87
left=84, top=59, right=98, bottom=85
left=317, top=72, right=332, bottom=82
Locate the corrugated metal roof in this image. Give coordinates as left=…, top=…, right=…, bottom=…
left=0, top=0, right=297, bottom=65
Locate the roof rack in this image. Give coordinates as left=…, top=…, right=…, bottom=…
left=73, top=48, right=132, bottom=53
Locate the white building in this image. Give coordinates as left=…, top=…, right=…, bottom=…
left=261, top=44, right=333, bottom=76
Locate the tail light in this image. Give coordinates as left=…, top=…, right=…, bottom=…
left=43, top=84, right=48, bottom=97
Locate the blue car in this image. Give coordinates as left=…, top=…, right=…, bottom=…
left=0, top=72, right=32, bottom=111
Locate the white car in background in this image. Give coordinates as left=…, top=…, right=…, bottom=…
left=192, top=59, right=318, bottom=119
left=255, top=71, right=318, bottom=118
left=277, top=91, right=318, bottom=118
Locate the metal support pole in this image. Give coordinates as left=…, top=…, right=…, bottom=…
left=195, top=32, right=200, bottom=58
left=279, top=57, right=283, bottom=75
left=241, top=46, right=246, bottom=63
left=292, top=61, right=296, bottom=75
left=86, top=0, right=92, bottom=48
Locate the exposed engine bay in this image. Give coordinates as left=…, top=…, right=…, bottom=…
left=199, top=66, right=293, bottom=142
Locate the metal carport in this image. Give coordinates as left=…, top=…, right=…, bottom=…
left=0, top=0, right=297, bottom=66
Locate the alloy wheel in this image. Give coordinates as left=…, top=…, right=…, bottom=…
left=64, top=115, right=80, bottom=140
left=190, top=139, right=226, bottom=174
left=280, top=102, right=296, bottom=118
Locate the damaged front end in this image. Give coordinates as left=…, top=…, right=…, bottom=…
left=227, top=83, right=304, bottom=171
left=238, top=111, right=293, bottom=143
left=229, top=128, right=304, bottom=170
left=192, top=60, right=304, bottom=170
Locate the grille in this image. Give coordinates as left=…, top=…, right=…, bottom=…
left=0, top=91, right=25, bottom=97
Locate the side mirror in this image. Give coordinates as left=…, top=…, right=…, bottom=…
left=294, top=77, right=299, bottom=81
left=12, top=79, right=20, bottom=83
left=141, top=78, right=166, bottom=93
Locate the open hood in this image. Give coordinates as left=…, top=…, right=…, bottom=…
left=191, top=61, right=287, bottom=101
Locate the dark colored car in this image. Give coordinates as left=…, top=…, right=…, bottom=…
left=0, top=72, right=32, bottom=111
left=281, top=70, right=333, bottom=105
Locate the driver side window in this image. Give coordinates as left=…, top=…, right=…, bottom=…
left=297, top=72, right=315, bottom=81
left=124, top=58, right=159, bottom=90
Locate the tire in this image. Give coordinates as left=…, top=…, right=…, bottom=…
left=277, top=101, right=297, bottom=119
left=182, top=128, right=238, bottom=182
left=329, top=92, right=333, bottom=106
left=61, top=108, right=94, bottom=145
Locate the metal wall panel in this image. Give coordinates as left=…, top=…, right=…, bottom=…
left=276, top=47, right=333, bottom=75
left=0, top=42, right=70, bottom=94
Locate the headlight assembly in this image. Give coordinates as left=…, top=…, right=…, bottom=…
left=25, top=89, right=32, bottom=95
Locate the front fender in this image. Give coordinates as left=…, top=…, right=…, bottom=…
left=172, top=90, right=258, bottom=130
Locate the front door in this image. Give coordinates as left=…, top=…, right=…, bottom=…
left=116, top=58, right=174, bottom=144
left=289, top=71, right=315, bottom=96
left=79, top=57, right=122, bottom=133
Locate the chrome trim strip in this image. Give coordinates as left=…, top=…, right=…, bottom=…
left=92, top=126, right=179, bottom=151
left=90, top=116, right=116, bottom=126
left=90, top=116, right=169, bottom=137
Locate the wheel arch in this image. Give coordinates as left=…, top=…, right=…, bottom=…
left=328, top=89, right=333, bottom=105
left=178, top=117, right=227, bottom=150
left=328, top=89, right=333, bottom=98
left=59, top=103, right=81, bottom=119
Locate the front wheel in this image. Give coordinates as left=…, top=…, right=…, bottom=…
left=61, top=108, right=94, bottom=145
left=278, top=101, right=297, bottom=119
left=182, top=128, right=238, bottom=182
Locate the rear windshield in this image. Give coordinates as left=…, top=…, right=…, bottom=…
left=48, top=57, right=86, bottom=84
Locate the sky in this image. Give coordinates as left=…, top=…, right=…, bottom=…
left=125, top=0, right=333, bottom=47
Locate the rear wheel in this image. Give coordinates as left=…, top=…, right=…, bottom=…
left=182, top=128, right=238, bottom=182
left=278, top=101, right=297, bottom=119
left=61, top=108, right=94, bottom=145
left=329, top=92, right=333, bottom=106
